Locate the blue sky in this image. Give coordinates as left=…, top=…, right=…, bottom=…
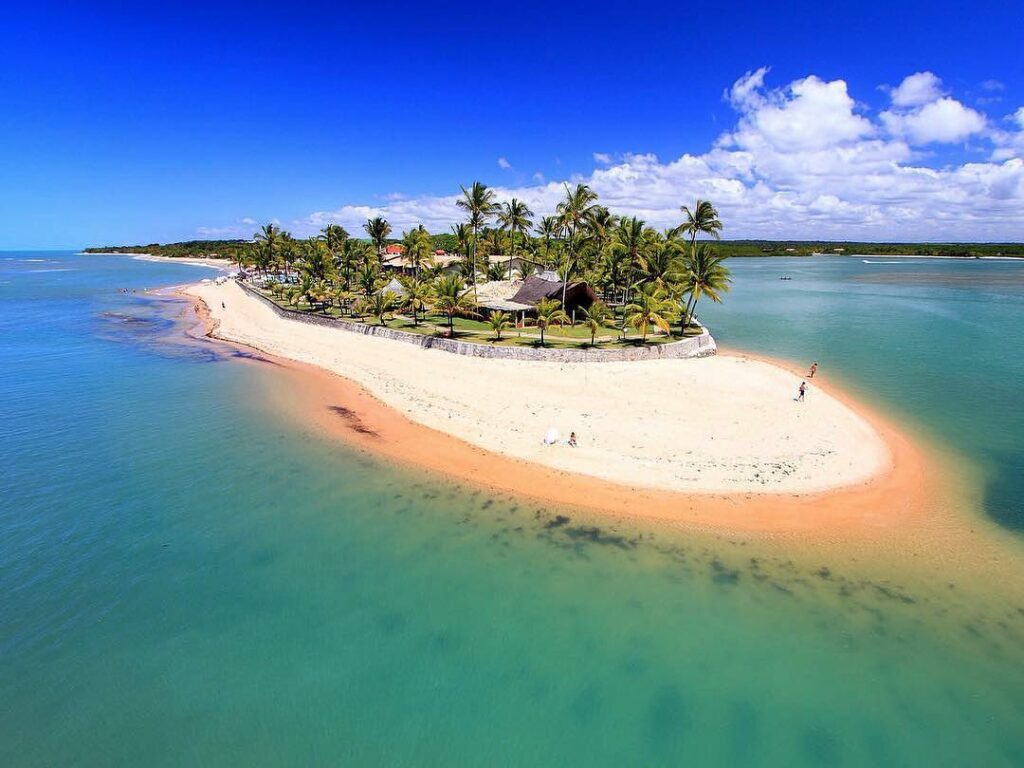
left=2, top=0, right=1023, bottom=248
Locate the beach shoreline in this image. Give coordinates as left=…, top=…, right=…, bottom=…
left=79, top=252, right=237, bottom=270
left=180, top=280, right=945, bottom=539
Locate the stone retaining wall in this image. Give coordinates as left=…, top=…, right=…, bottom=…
left=239, top=281, right=717, bottom=362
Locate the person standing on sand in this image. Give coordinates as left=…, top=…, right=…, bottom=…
left=797, top=381, right=807, bottom=401
left=809, top=362, right=818, bottom=378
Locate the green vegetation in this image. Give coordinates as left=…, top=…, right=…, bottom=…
left=90, top=182, right=754, bottom=349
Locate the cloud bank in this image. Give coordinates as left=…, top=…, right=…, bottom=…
left=221, top=69, right=1024, bottom=242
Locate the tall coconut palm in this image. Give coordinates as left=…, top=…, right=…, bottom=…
left=255, top=223, right=281, bottom=275
left=450, top=222, right=471, bottom=274
left=611, top=216, right=648, bottom=303
left=555, top=183, right=598, bottom=307
left=625, top=283, right=673, bottom=342
left=363, top=216, right=392, bottom=264
left=431, top=274, right=477, bottom=337
left=678, top=200, right=722, bottom=250
left=401, top=225, right=432, bottom=279
left=644, top=233, right=679, bottom=287
left=497, top=198, right=535, bottom=279
left=279, top=232, right=298, bottom=277
left=535, top=215, right=561, bottom=265
left=357, top=262, right=381, bottom=299
left=456, top=181, right=499, bottom=303
left=397, top=275, right=430, bottom=325
left=577, top=301, right=616, bottom=346
left=301, top=238, right=334, bottom=282
left=337, top=239, right=366, bottom=291
left=583, top=206, right=617, bottom=274
left=320, top=224, right=349, bottom=254
left=530, top=298, right=569, bottom=347
left=681, top=243, right=732, bottom=331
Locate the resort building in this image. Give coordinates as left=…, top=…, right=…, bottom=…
left=477, top=272, right=597, bottom=321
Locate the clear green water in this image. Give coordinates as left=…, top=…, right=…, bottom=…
left=1, top=253, right=1022, bottom=766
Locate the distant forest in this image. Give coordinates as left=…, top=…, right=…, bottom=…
left=85, top=238, right=1024, bottom=260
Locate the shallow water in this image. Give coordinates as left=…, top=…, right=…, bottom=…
left=1, top=253, right=1022, bottom=766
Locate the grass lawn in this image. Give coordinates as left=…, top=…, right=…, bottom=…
left=258, top=290, right=702, bottom=350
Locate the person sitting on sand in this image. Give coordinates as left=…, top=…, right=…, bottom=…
left=809, top=362, right=818, bottom=378
left=568, top=432, right=577, bottom=447
left=797, top=381, right=807, bottom=402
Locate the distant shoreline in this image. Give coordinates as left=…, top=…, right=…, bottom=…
left=836, top=253, right=1024, bottom=261
left=78, top=252, right=236, bottom=270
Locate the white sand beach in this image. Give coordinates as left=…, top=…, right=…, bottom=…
left=189, top=280, right=890, bottom=496
left=133, top=254, right=236, bottom=269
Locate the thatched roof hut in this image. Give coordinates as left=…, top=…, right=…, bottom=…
left=510, top=276, right=596, bottom=314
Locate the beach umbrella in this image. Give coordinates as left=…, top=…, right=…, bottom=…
left=543, top=427, right=560, bottom=445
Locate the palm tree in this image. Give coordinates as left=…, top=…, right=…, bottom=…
left=279, top=232, right=298, bottom=278
left=301, top=237, right=333, bottom=282
left=401, top=225, right=433, bottom=279
left=431, top=274, right=477, bottom=337
left=397, top=275, right=430, bottom=325
left=333, top=285, right=357, bottom=316
left=337, top=239, right=365, bottom=291
left=583, top=206, right=617, bottom=276
left=611, top=216, right=648, bottom=303
left=485, top=261, right=506, bottom=281
left=364, top=216, right=392, bottom=264
left=360, top=290, right=398, bottom=326
left=555, top=183, right=598, bottom=307
left=625, top=283, right=673, bottom=342
left=644, top=233, right=678, bottom=287
left=577, top=301, right=616, bottom=346
left=488, top=310, right=511, bottom=341
left=530, top=297, right=569, bottom=347
left=536, top=216, right=561, bottom=264
left=357, top=262, right=381, bottom=299
left=255, top=223, right=281, bottom=276
left=320, top=224, right=349, bottom=254
left=678, top=200, right=722, bottom=250
left=456, top=181, right=499, bottom=303
left=681, top=243, right=732, bottom=331
left=497, top=198, right=535, bottom=279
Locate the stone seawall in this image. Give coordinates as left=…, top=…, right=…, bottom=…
left=239, top=281, right=717, bottom=362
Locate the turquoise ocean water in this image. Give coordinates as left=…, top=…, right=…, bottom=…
left=1, top=252, right=1022, bottom=766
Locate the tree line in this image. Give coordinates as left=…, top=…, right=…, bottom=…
left=239, top=182, right=732, bottom=343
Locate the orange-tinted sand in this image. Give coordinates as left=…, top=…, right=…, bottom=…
left=188, top=295, right=932, bottom=540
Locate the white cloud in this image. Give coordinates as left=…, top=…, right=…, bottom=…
left=989, top=107, right=1024, bottom=161
left=889, top=71, right=945, bottom=107
left=497, top=157, right=512, bottom=170
left=726, top=66, right=770, bottom=109
left=593, top=152, right=612, bottom=165
left=240, top=216, right=257, bottom=226
left=981, top=79, right=1005, bottom=92
left=241, top=69, right=1024, bottom=242
left=881, top=97, right=987, bottom=144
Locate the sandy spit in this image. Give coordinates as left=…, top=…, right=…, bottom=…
left=188, top=280, right=900, bottom=504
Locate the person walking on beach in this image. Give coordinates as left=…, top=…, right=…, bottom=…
left=797, top=381, right=807, bottom=402
left=809, top=362, right=818, bottom=378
